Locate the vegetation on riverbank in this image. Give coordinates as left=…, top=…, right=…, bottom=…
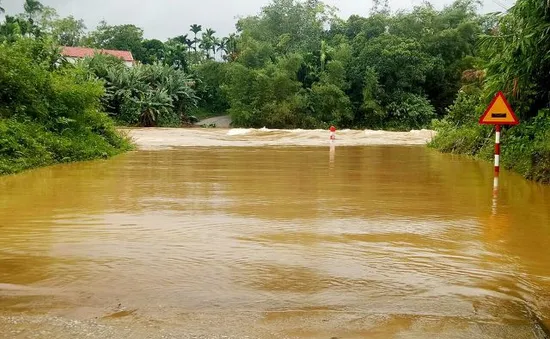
left=1, top=0, right=549, bottom=182
left=82, top=55, right=199, bottom=127
left=1, top=0, right=487, bottom=130
left=428, top=0, right=550, bottom=183
left=0, top=38, right=132, bottom=175
left=193, top=0, right=485, bottom=129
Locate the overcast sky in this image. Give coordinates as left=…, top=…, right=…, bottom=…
left=2, top=0, right=515, bottom=40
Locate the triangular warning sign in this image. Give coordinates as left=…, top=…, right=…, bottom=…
left=479, top=91, right=519, bottom=125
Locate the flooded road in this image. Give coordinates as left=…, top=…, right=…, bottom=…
left=1, top=128, right=550, bottom=338
left=124, top=127, right=436, bottom=149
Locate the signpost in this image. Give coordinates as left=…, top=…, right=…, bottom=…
left=479, top=91, right=519, bottom=173
left=479, top=91, right=519, bottom=214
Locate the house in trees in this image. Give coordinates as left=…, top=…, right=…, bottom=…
left=60, top=46, right=135, bottom=67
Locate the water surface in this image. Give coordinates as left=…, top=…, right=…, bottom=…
left=1, top=144, right=549, bottom=338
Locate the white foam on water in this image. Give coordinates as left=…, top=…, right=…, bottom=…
left=227, top=128, right=252, bottom=136
left=125, top=127, right=436, bottom=149
left=364, top=129, right=387, bottom=135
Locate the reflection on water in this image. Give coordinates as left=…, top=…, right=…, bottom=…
left=1, top=146, right=550, bottom=338
left=329, top=143, right=335, bottom=166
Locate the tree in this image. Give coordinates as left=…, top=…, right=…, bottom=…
left=218, top=38, right=227, bottom=59
left=163, top=40, right=188, bottom=70
left=23, top=0, right=44, bottom=21
left=168, top=34, right=188, bottom=46
left=358, top=34, right=436, bottom=95
left=236, top=0, right=331, bottom=54
left=12, top=0, right=47, bottom=37
left=33, top=5, right=57, bottom=32
left=309, top=81, right=353, bottom=125
left=184, top=37, right=194, bottom=51
left=211, top=36, right=221, bottom=59
left=479, top=0, right=550, bottom=119
left=50, top=16, right=86, bottom=46
left=192, top=61, right=230, bottom=114
left=387, top=0, right=481, bottom=115
left=371, top=0, right=390, bottom=15
left=136, top=88, right=173, bottom=127
left=190, top=24, right=202, bottom=52
left=138, top=39, right=165, bottom=64
left=84, top=22, right=144, bottom=58
left=0, top=16, right=33, bottom=42
left=224, top=33, right=239, bottom=61
left=200, top=28, right=216, bottom=59
left=0, top=39, right=130, bottom=176
left=0, top=0, right=5, bottom=14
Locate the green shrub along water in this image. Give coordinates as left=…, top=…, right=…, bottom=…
left=429, top=115, right=550, bottom=183
left=0, top=39, right=132, bottom=176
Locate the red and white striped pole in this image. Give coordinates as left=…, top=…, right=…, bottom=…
left=494, top=125, right=501, bottom=174
left=329, top=125, right=336, bottom=144
left=329, top=126, right=336, bottom=165
left=492, top=125, right=501, bottom=215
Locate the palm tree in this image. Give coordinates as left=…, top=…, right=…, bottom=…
left=184, top=37, right=194, bottom=50
left=23, top=0, right=44, bottom=21
left=199, top=38, right=213, bottom=59
left=218, top=38, right=228, bottom=60
left=225, top=33, right=239, bottom=61
left=200, top=28, right=216, bottom=59
left=204, top=28, right=216, bottom=37
left=169, top=34, right=188, bottom=45
left=184, top=37, right=194, bottom=59
left=190, top=24, right=202, bottom=52
left=211, top=36, right=221, bottom=60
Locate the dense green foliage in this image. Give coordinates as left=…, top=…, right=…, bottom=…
left=196, top=0, right=484, bottom=129
left=83, top=55, right=199, bottom=126
left=429, top=0, right=550, bottom=183
left=0, top=39, right=131, bottom=175
left=0, top=0, right=486, bottom=130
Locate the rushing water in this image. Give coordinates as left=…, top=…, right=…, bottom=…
left=1, top=129, right=550, bottom=338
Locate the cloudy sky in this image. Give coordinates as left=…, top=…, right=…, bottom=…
left=2, top=0, right=515, bottom=40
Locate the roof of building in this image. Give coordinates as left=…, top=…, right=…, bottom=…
left=61, top=46, right=134, bottom=62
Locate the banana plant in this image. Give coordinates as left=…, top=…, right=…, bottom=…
left=134, top=88, right=173, bottom=127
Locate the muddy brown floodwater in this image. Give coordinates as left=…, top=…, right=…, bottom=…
left=1, top=128, right=550, bottom=339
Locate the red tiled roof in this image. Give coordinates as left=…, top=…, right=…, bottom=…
left=61, top=46, right=134, bottom=62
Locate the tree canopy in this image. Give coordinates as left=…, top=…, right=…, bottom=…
left=0, top=0, right=546, bottom=132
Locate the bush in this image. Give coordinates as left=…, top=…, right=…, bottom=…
left=0, top=41, right=51, bottom=120
left=429, top=119, right=492, bottom=155
left=309, top=82, right=353, bottom=126
left=385, top=92, right=436, bottom=129
left=0, top=116, right=132, bottom=175
left=444, top=88, right=483, bottom=126
left=224, top=57, right=357, bottom=129
left=191, top=61, right=230, bottom=117
left=83, top=57, right=199, bottom=127
left=430, top=110, right=550, bottom=183
left=0, top=39, right=132, bottom=175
